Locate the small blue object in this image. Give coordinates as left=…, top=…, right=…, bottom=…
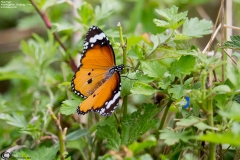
left=183, top=96, right=190, bottom=109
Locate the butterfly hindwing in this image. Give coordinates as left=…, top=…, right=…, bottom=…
left=77, top=72, right=121, bottom=116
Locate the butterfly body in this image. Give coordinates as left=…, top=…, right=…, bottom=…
left=71, top=26, right=123, bottom=116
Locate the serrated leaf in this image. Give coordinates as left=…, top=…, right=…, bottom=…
left=14, top=146, right=58, bottom=160
left=170, top=55, right=196, bottom=76
left=60, top=99, right=82, bottom=115
left=154, top=6, right=187, bottom=29
left=131, top=82, right=155, bottom=95
left=66, top=129, right=89, bottom=141
left=141, top=61, right=167, bottom=78
left=182, top=18, right=213, bottom=37
left=96, top=125, right=120, bottom=150
left=168, top=85, right=184, bottom=99
left=224, top=35, right=240, bottom=49
left=160, top=129, right=190, bottom=145
left=128, top=44, right=143, bottom=59
left=121, top=104, right=160, bottom=145
left=0, top=113, right=27, bottom=128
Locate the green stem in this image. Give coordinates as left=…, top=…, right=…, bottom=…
left=94, top=139, right=103, bottom=160
left=118, top=22, right=128, bottom=117
left=157, top=100, right=173, bottom=140
left=208, top=99, right=216, bottom=160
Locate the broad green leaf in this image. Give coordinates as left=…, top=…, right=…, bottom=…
left=0, top=113, right=27, bottom=128
left=136, top=73, right=155, bottom=83
left=128, top=44, right=143, bottom=59
left=121, top=73, right=136, bottom=97
left=170, top=55, right=196, bottom=76
left=199, top=131, right=240, bottom=146
left=60, top=99, right=82, bottom=115
left=66, top=129, right=89, bottom=141
left=226, top=62, right=240, bottom=88
left=174, top=33, right=191, bottom=40
left=141, top=61, right=167, bottom=78
left=128, top=136, right=156, bottom=154
left=168, top=85, right=184, bottom=99
left=96, top=125, right=120, bottom=150
left=182, top=18, right=213, bottom=37
left=121, top=104, right=160, bottom=145
left=209, top=85, right=231, bottom=96
left=154, top=6, right=187, bottom=29
left=219, top=101, right=240, bottom=121
left=232, top=52, right=240, bottom=58
left=131, top=82, right=155, bottom=95
left=224, top=35, right=240, bottom=49
left=14, top=146, right=58, bottom=160
left=51, top=23, right=74, bottom=32
left=159, top=129, right=190, bottom=145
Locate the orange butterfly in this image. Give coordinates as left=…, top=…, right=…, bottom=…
left=71, top=26, right=124, bottom=116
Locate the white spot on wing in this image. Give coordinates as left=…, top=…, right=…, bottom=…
left=89, top=33, right=106, bottom=43
left=106, top=91, right=120, bottom=109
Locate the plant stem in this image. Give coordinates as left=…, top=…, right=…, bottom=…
left=157, top=100, right=173, bottom=140
left=118, top=22, right=128, bottom=117
left=29, top=0, right=77, bottom=71
left=49, top=109, right=67, bottom=160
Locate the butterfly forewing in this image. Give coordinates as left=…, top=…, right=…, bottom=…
left=72, top=26, right=116, bottom=98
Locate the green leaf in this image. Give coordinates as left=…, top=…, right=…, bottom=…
left=170, top=55, right=196, bottom=76
left=141, top=61, right=167, bottom=78
left=95, top=1, right=114, bottom=21
left=14, top=146, right=58, bottom=160
left=121, top=73, right=136, bottom=97
left=96, top=125, right=120, bottom=150
left=51, top=22, right=74, bottom=32
left=219, top=101, right=240, bottom=121
left=168, top=85, right=184, bottom=99
left=154, top=6, right=187, bottom=29
left=77, top=2, right=94, bottom=25
left=128, top=44, right=143, bottom=59
left=60, top=99, right=82, bottom=115
left=0, top=113, right=27, bottom=128
left=199, top=131, right=240, bottom=146
left=182, top=18, right=213, bottom=37
left=66, top=129, right=89, bottom=141
left=224, top=35, right=240, bottom=49
left=121, top=104, right=160, bottom=145
left=160, top=129, right=190, bottom=145
left=209, top=85, right=231, bottom=96
left=226, top=62, right=240, bottom=88
left=176, top=116, right=219, bottom=131
left=131, top=82, right=155, bottom=95
left=128, top=136, right=156, bottom=154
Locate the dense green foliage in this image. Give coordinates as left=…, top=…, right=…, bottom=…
left=1, top=0, right=240, bottom=160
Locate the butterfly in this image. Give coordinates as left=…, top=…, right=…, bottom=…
left=71, top=26, right=124, bottom=116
